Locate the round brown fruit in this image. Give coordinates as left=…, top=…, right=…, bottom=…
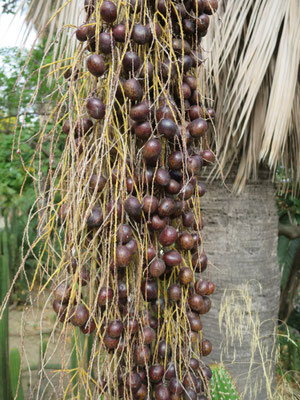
left=197, top=14, right=210, bottom=32
left=183, top=75, right=197, bottom=90
left=62, top=120, right=70, bottom=134
left=99, top=31, right=115, bottom=54
left=202, top=339, right=212, bottom=356
left=132, top=24, right=151, bottom=44
left=100, top=1, right=117, bottom=23
left=76, top=24, right=88, bottom=41
left=150, top=364, right=164, bottom=383
left=177, top=233, right=195, bottom=251
left=179, top=267, right=193, bottom=285
left=166, top=179, right=181, bottom=195
left=167, top=284, right=182, bottom=302
left=158, top=198, right=175, bottom=218
left=159, top=226, right=178, bottom=246
left=203, top=0, right=218, bottom=14
left=155, top=385, right=170, bottom=400
left=113, top=23, right=127, bottom=42
left=74, top=118, right=93, bottom=137
left=156, top=104, right=176, bottom=122
left=187, top=155, right=203, bottom=175
left=158, top=340, right=171, bottom=359
left=125, top=196, right=142, bottom=220
left=80, top=318, right=96, bottom=334
left=142, top=326, right=156, bottom=344
left=188, top=293, right=204, bottom=312
left=141, top=280, right=158, bottom=301
left=168, top=151, right=183, bottom=170
left=165, top=363, right=176, bottom=380
left=126, top=372, right=142, bottom=392
left=149, top=258, right=166, bottom=278
left=188, top=118, right=208, bottom=138
left=155, top=168, right=171, bottom=187
left=201, top=149, right=215, bottom=164
left=158, top=119, right=179, bottom=140
left=169, top=378, right=183, bottom=394
left=194, top=279, right=209, bottom=295
left=89, top=174, right=106, bottom=192
left=183, top=389, right=197, bottom=400
left=130, top=102, right=150, bottom=122
left=87, top=54, right=105, bottom=77
left=182, top=211, right=195, bottom=228
left=135, top=384, right=147, bottom=399
left=124, top=78, right=143, bottom=101
left=97, top=287, right=113, bottom=306
left=107, top=320, right=123, bottom=338
left=86, top=97, right=105, bottom=119
left=135, top=121, right=152, bottom=140
left=53, top=283, right=70, bottom=303
left=117, top=224, right=132, bottom=244
left=162, top=250, right=182, bottom=267
left=116, top=245, right=132, bottom=267
left=126, top=239, right=138, bottom=254
left=150, top=215, right=167, bottom=231
left=70, top=304, right=89, bottom=327
left=135, top=345, right=151, bottom=365
left=123, top=51, right=141, bottom=72
left=143, top=138, right=162, bottom=165
left=143, top=195, right=159, bottom=214
left=192, top=252, right=208, bottom=272
left=87, top=207, right=103, bottom=228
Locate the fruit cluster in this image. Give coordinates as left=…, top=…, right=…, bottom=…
left=54, top=0, right=218, bottom=398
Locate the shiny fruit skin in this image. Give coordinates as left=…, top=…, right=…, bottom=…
left=158, top=119, right=179, bottom=140
left=113, top=23, right=127, bottom=42
left=202, top=339, right=212, bottom=356
left=100, top=1, right=117, bottom=23
left=179, top=267, right=193, bottom=285
left=87, top=54, right=105, bottom=77
left=99, top=31, right=115, bottom=54
left=143, top=138, right=162, bottom=165
left=97, top=287, right=113, bottom=306
left=158, top=198, right=175, bottom=218
left=188, top=293, right=204, bottom=312
left=167, top=284, right=182, bottom=302
left=162, top=250, right=182, bottom=267
left=53, top=283, right=70, bottom=303
left=155, top=168, right=171, bottom=187
left=89, top=174, right=107, bottom=192
left=130, top=102, right=150, bottom=122
left=203, top=0, right=218, bottom=14
left=189, top=105, right=204, bottom=120
left=117, top=224, right=132, bottom=244
left=177, top=233, right=195, bottom=251
left=123, top=78, right=143, bottom=100
left=87, top=207, right=103, bottom=228
left=188, top=118, right=208, bottom=138
left=149, top=258, right=166, bottom=278
left=135, top=121, right=152, bottom=140
left=135, top=344, right=151, bottom=365
left=168, top=151, right=183, bottom=170
left=70, top=304, right=89, bottom=327
left=156, top=105, right=176, bottom=122
left=80, top=318, right=96, bottom=334
left=86, top=97, right=105, bottom=119
left=132, top=24, right=151, bottom=44
left=143, top=195, right=159, bottom=215
left=123, top=51, right=141, bottom=72
left=150, top=215, right=167, bottom=231
left=207, top=281, right=215, bottom=295
left=125, top=196, right=142, bottom=220
left=76, top=24, right=88, bottom=41
left=141, top=280, right=158, bottom=301
left=116, top=245, right=132, bottom=267
left=166, top=179, right=181, bottom=195
left=150, top=364, right=164, bottom=383
left=126, top=372, right=142, bottom=391
left=155, top=385, right=170, bottom=400
left=143, top=326, right=156, bottom=344
left=159, top=226, right=178, bottom=246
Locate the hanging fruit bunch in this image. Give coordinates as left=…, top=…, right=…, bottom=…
left=52, top=0, right=218, bottom=398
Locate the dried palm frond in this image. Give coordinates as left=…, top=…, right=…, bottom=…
left=19, top=0, right=300, bottom=192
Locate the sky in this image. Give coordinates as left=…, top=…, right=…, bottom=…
left=0, top=9, right=36, bottom=49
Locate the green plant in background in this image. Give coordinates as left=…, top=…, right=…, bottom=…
left=209, top=364, right=240, bottom=400
left=10, top=348, right=25, bottom=400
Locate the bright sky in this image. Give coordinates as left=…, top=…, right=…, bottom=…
left=0, top=10, right=36, bottom=49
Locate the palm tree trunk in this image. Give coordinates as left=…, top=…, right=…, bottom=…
left=201, top=171, right=280, bottom=400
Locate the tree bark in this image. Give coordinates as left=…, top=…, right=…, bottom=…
left=201, top=174, right=280, bottom=400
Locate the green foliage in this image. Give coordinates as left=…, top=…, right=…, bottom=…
left=277, top=325, right=300, bottom=378
left=9, top=348, right=25, bottom=400
left=209, top=364, right=240, bottom=400
left=0, top=229, right=11, bottom=399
